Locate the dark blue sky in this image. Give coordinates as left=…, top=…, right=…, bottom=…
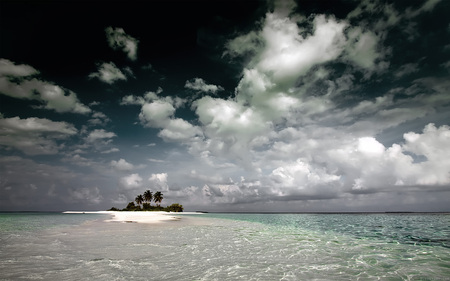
left=1, top=0, right=449, bottom=212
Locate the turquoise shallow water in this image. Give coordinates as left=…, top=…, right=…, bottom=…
left=198, top=213, right=450, bottom=249
left=0, top=212, right=108, bottom=234
left=0, top=212, right=449, bottom=280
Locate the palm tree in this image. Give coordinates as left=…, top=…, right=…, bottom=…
left=143, top=190, right=153, bottom=205
left=153, top=191, right=163, bottom=207
left=135, top=194, right=144, bottom=208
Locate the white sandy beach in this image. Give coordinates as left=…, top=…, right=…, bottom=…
left=63, top=211, right=200, bottom=224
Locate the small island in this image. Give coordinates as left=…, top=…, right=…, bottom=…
left=108, top=190, right=184, bottom=212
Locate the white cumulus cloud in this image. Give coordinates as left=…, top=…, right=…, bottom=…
left=120, top=173, right=143, bottom=189
left=149, top=173, right=169, bottom=192
left=110, top=158, right=134, bottom=171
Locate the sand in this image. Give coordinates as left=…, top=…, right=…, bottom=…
left=63, top=211, right=200, bottom=224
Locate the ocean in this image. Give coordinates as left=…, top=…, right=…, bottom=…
left=0, top=212, right=448, bottom=280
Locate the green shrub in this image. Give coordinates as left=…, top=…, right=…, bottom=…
left=165, top=203, right=184, bottom=212
left=124, top=201, right=136, bottom=211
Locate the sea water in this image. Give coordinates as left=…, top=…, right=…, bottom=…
left=0, top=212, right=449, bottom=280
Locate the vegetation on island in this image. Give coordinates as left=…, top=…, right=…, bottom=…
left=108, top=190, right=184, bottom=212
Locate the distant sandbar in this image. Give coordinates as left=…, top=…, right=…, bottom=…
left=63, top=211, right=200, bottom=224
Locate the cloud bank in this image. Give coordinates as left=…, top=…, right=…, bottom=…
left=122, top=0, right=450, bottom=211
left=1, top=0, right=449, bottom=212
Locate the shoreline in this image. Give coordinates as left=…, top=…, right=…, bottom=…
left=63, top=211, right=201, bottom=224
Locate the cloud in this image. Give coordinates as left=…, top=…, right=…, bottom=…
left=269, top=159, right=341, bottom=192
left=402, top=123, right=450, bottom=185
left=158, top=118, right=203, bottom=142
left=0, top=156, right=80, bottom=210
left=0, top=59, right=91, bottom=114
left=173, top=122, right=450, bottom=210
left=149, top=0, right=443, bottom=179
left=226, top=8, right=353, bottom=94
left=121, top=88, right=171, bottom=106
left=0, top=115, right=77, bottom=135
left=347, top=0, right=400, bottom=26
left=148, top=173, right=169, bottom=191
left=0, top=115, right=77, bottom=155
left=120, top=173, right=143, bottom=189
left=139, top=99, right=176, bottom=127
left=346, top=0, right=442, bottom=46
left=256, top=13, right=347, bottom=88
left=105, top=26, right=139, bottom=60
left=405, top=0, right=442, bottom=18
left=343, top=27, right=388, bottom=73
left=395, top=63, right=419, bottom=78
left=101, top=148, right=120, bottom=154
left=155, top=0, right=450, bottom=210
left=185, top=78, right=224, bottom=94
left=270, top=123, right=450, bottom=195
left=85, top=129, right=117, bottom=143
left=63, top=153, right=96, bottom=167
left=224, top=31, right=263, bottom=58
left=88, top=111, right=111, bottom=126
left=121, top=88, right=163, bottom=105
left=68, top=186, right=103, bottom=204
left=219, top=2, right=389, bottom=133
left=193, top=96, right=270, bottom=167
left=121, top=94, right=145, bottom=106
left=122, top=89, right=202, bottom=143
left=81, top=128, right=118, bottom=154
left=148, top=158, right=165, bottom=163
left=35, top=0, right=444, bottom=212
left=168, top=176, right=265, bottom=207
left=188, top=170, right=226, bottom=184
left=0, top=58, right=39, bottom=77
left=271, top=0, right=297, bottom=17
left=88, top=62, right=128, bottom=84
left=110, top=158, right=134, bottom=171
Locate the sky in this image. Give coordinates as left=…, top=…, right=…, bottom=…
left=0, top=0, right=449, bottom=212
